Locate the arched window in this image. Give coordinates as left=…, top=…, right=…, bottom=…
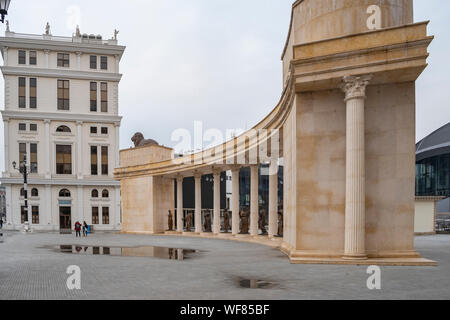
left=20, top=188, right=25, bottom=197
left=102, top=189, right=109, bottom=198
left=91, top=189, right=99, bottom=198
left=59, top=189, right=71, bottom=197
left=56, top=125, right=71, bottom=133
left=31, top=188, right=39, bottom=197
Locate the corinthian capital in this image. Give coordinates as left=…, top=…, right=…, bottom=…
left=341, top=75, right=373, bottom=101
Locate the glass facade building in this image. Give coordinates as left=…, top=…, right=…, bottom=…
left=416, top=123, right=450, bottom=197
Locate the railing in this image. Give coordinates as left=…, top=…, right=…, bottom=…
left=5, top=31, right=118, bottom=46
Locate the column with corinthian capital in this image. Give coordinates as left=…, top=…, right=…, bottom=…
left=341, top=75, right=372, bottom=260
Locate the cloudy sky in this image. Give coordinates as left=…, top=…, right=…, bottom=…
left=0, top=0, right=449, bottom=170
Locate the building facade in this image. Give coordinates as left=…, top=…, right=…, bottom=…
left=0, top=26, right=125, bottom=232
left=416, top=123, right=450, bottom=232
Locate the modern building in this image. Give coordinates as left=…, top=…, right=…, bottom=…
left=0, top=24, right=125, bottom=232
left=416, top=123, right=450, bottom=232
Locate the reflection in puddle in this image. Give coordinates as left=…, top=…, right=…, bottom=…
left=237, top=278, right=276, bottom=289
left=54, top=245, right=199, bottom=260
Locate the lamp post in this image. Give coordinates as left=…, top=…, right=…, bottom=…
left=13, top=153, right=31, bottom=232
left=0, top=0, right=11, bottom=23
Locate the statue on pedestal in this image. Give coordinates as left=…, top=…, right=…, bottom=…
left=278, top=205, right=283, bottom=237
left=259, top=205, right=267, bottom=235
left=167, top=210, right=173, bottom=231
left=131, top=132, right=159, bottom=148
left=203, top=210, right=212, bottom=232
left=184, top=211, right=193, bottom=232
left=45, top=22, right=51, bottom=35
left=239, top=206, right=249, bottom=234
left=223, top=209, right=230, bottom=233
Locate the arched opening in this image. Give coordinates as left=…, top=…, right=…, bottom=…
left=91, top=189, right=99, bottom=198
left=59, top=189, right=71, bottom=197
left=102, top=189, right=109, bottom=198
left=56, top=125, right=71, bottom=133
left=31, top=188, right=39, bottom=197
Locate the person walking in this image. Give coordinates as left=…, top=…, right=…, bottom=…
left=74, top=221, right=82, bottom=237
left=82, top=221, right=88, bottom=237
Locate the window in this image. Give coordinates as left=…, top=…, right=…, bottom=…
left=20, top=188, right=25, bottom=197
left=31, top=188, right=39, bottom=197
left=101, top=146, right=108, bottom=175
left=90, top=82, right=97, bottom=112
left=100, top=56, right=108, bottom=70
left=92, top=207, right=99, bottom=224
left=59, top=189, right=71, bottom=197
left=90, top=126, right=97, bottom=134
left=101, top=82, right=107, bottom=112
left=56, top=125, right=71, bottom=133
left=29, top=51, right=37, bottom=65
left=21, top=206, right=27, bottom=224
left=30, top=143, right=38, bottom=173
left=90, top=55, right=97, bottom=69
left=30, top=78, right=37, bottom=108
left=56, top=145, right=72, bottom=175
left=19, top=123, right=26, bottom=131
left=57, top=80, right=70, bottom=110
left=57, top=53, right=70, bottom=67
left=19, top=77, right=26, bottom=108
left=18, top=50, right=26, bottom=64
left=19, top=143, right=26, bottom=173
left=102, top=189, right=109, bottom=198
left=91, top=189, right=99, bottom=198
left=101, top=127, right=108, bottom=135
left=102, top=207, right=110, bottom=224
left=32, top=206, right=39, bottom=224
left=91, top=146, right=98, bottom=175
left=30, top=123, right=37, bottom=131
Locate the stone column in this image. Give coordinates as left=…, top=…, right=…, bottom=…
left=194, top=173, right=202, bottom=233
left=76, top=52, right=82, bottom=70
left=213, top=170, right=221, bottom=234
left=231, top=167, right=240, bottom=235
left=5, top=184, right=12, bottom=228
left=114, top=123, right=120, bottom=168
left=2, top=46, right=8, bottom=65
left=3, top=118, right=9, bottom=175
left=45, top=185, right=52, bottom=229
left=268, top=161, right=278, bottom=238
left=250, top=165, right=259, bottom=236
left=44, top=119, right=51, bottom=179
left=76, top=121, right=83, bottom=179
left=115, top=187, right=121, bottom=229
left=176, top=176, right=184, bottom=233
left=341, top=75, right=372, bottom=260
left=77, top=185, right=83, bottom=224
left=44, top=50, right=50, bottom=68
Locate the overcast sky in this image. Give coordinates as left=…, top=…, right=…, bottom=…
left=0, top=0, right=448, bottom=171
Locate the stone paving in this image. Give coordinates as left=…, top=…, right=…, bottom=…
left=0, top=231, right=449, bottom=300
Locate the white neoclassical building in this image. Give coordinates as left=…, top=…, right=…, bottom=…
left=0, top=24, right=125, bottom=232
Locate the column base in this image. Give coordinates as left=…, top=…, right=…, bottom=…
left=342, top=253, right=368, bottom=261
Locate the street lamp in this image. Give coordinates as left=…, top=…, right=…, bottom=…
left=12, top=153, right=31, bottom=232
left=0, top=0, right=11, bottom=23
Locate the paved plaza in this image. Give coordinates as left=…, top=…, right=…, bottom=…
left=0, top=231, right=449, bottom=300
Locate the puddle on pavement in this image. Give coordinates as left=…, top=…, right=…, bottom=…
left=236, top=278, right=277, bottom=289
left=48, top=245, right=200, bottom=260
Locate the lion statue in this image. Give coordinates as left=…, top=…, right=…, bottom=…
left=131, top=132, right=159, bottom=148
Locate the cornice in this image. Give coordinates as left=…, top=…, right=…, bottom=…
left=0, top=37, right=126, bottom=58
left=1, top=110, right=122, bottom=124
left=1, top=66, right=123, bottom=82
left=0, top=177, right=120, bottom=187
